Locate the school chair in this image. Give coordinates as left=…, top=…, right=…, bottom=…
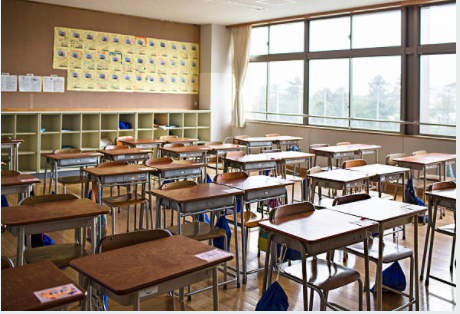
left=53, top=148, right=87, bottom=197
left=332, top=194, right=416, bottom=311
left=412, top=150, right=442, bottom=182
left=206, top=141, right=224, bottom=171
left=336, top=142, right=352, bottom=169
left=306, top=166, right=334, bottom=208
left=115, top=135, right=133, bottom=145
left=19, top=194, right=87, bottom=268
left=265, top=134, right=280, bottom=137
left=224, top=150, right=247, bottom=173
left=385, top=153, right=408, bottom=201
left=144, top=157, right=174, bottom=187
left=157, top=180, right=198, bottom=227
left=163, top=143, right=185, bottom=148
left=1, top=256, right=14, bottom=269
left=233, top=135, right=249, bottom=144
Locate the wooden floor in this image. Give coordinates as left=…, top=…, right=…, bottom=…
left=1, top=175, right=456, bottom=311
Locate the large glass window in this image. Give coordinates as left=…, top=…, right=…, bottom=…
left=242, top=62, right=267, bottom=121
left=309, top=17, right=350, bottom=52
left=250, top=26, right=268, bottom=56
left=352, top=10, right=402, bottom=49
left=421, top=3, right=456, bottom=45
left=308, top=59, right=349, bottom=127
left=269, top=22, right=304, bottom=54
left=420, top=54, right=456, bottom=136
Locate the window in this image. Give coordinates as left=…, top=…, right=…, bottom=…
left=269, top=22, right=304, bottom=54
left=352, top=10, right=402, bottom=49
left=421, top=3, right=456, bottom=45
left=309, top=17, right=351, bottom=52
left=420, top=54, right=456, bottom=136
left=243, top=62, right=267, bottom=121
left=309, top=59, right=349, bottom=127
left=250, top=27, right=268, bottom=56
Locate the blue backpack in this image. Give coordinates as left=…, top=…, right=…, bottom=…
left=405, top=175, right=427, bottom=223
left=256, top=281, right=289, bottom=311
left=213, top=214, right=231, bottom=251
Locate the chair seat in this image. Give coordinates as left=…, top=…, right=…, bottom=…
left=226, top=210, right=266, bottom=228
left=437, top=223, right=455, bottom=236
left=277, top=175, right=304, bottom=183
left=418, top=174, right=452, bottom=181
left=57, top=175, right=87, bottom=185
left=24, top=243, right=87, bottom=268
left=346, top=239, right=413, bottom=263
left=101, top=193, right=146, bottom=207
left=284, top=258, right=360, bottom=291
left=368, top=190, right=394, bottom=200
left=167, top=222, right=226, bottom=241
left=116, top=296, right=194, bottom=311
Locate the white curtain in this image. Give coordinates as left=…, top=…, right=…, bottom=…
left=231, top=25, right=251, bottom=128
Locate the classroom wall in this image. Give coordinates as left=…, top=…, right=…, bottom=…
left=1, top=0, right=200, bottom=110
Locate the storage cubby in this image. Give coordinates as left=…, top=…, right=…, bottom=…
left=169, top=113, right=183, bottom=128
left=138, top=130, right=154, bottom=139
left=19, top=154, right=38, bottom=173
left=62, top=132, right=81, bottom=149
left=119, top=113, right=135, bottom=130
left=101, top=113, right=118, bottom=131
left=169, top=128, right=183, bottom=137
left=16, top=134, right=37, bottom=154
left=1, top=114, right=15, bottom=135
left=62, top=114, right=81, bottom=132
left=198, top=128, right=211, bottom=142
left=100, top=131, right=117, bottom=148
left=138, top=113, right=153, bottom=129
left=16, top=114, right=38, bottom=134
left=82, top=114, right=100, bottom=131
left=198, top=112, right=210, bottom=128
left=184, top=128, right=197, bottom=139
left=154, top=129, right=169, bottom=139
left=40, top=133, right=61, bottom=151
left=82, top=132, right=100, bottom=150
left=184, top=113, right=197, bottom=128
left=154, top=113, right=168, bottom=127
left=41, top=114, right=61, bottom=133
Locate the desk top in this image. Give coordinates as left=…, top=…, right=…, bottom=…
left=223, top=154, right=279, bottom=164
left=426, top=188, right=456, bottom=202
left=160, top=146, right=211, bottom=153
left=2, top=198, right=109, bottom=227
left=165, top=137, right=199, bottom=143
left=219, top=175, right=294, bottom=191
left=394, top=153, right=456, bottom=165
left=149, top=182, right=243, bottom=202
left=236, top=136, right=302, bottom=143
left=149, top=160, right=206, bottom=171
left=1, top=139, right=24, bottom=144
left=40, top=151, right=103, bottom=160
left=260, top=151, right=314, bottom=160
left=97, top=148, right=152, bottom=156
left=2, top=261, right=86, bottom=311
left=201, top=144, right=246, bottom=151
left=259, top=209, right=377, bottom=244
left=83, top=164, right=155, bottom=177
left=328, top=198, right=427, bottom=223
left=313, top=144, right=381, bottom=154
left=70, top=235, right=233, bottom=295
left=1, top=172, right=41, bottom=186
left=308, top=169, right=370, bottom=182
left=347, top=164, right=410, bottom=176
left=270, top=136, right=303, bottom=142
left=120, top=138, right=166, bottom=145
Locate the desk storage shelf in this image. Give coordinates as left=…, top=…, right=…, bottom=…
left=1, top=110, right=211, bottom=173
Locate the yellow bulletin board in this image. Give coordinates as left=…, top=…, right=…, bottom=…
left=53, top=27, right=199, bottom=94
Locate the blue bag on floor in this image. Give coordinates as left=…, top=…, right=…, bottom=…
left=256, top=281, right=289, bottom=311
left=1, top=195, right=9, bottom=207
left=371, top=261, right=406, bottom=293
left=213, top=215, right=231, bottom=251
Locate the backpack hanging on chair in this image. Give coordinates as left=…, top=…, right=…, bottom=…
left=213, top=212, right=231, bottom=252
left=405, top=175, right=427, bottom=222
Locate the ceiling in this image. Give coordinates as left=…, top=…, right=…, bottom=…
left=28, top=0, right=410, bottom=26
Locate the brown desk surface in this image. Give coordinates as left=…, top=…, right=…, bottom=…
left=201, top=144, right=246, bottom=150
left=149, top=160, right=206, bottom=171
left=149, top=183, right=243, bottom=202
left=219, top=175, right=294, bottom=192
left=2, top=261, right=86, bottom=311
left=160, top=146, right=211, bottom=153
left=260, top=151, right=314, bottom=160
left=347, top=164, right=410, bottom=176
left=269, top=136, right=303, bottom=141
left=70, top=235, right=233, bottom=295
left=313, top=144, right=381, bottom=153
left=119, top=138, right=166, bottom=145
left=165, top=138, right=199, bottom=143
left=83, top=164, right=156, bottom=177
left=40, top=151, right=103, bottom=160
left=259, top=209, right=377, bottom=244
left=235, top=137, right=276, bottom=142
left=1, top=139, right=24, bottom=144
left=97, top=148, right=152, bottom=156
left=223, top=154, right=280, bottom=163
left=1, top=173, right=41, bottom=186
left=308, top=169, right=370, bottom=182
left=394, top=153, right=456, bottom=165
left=425, top=188, right=456, bottom=202
left=2, top=198, right=110, bottom=227
left=328, top=198, right=427, bottom=223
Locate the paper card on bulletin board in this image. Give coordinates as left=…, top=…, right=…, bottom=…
left=96, top=70, right=109, bottom=91
left=69, top=30, right=83, bottom=49
left=1, top=74, right=17, bottom=92
left=157, top=75, right=168, bottom=93
left=168, top=59, right=178, bottom=76
left=81, top=70, right=96, bottom=91
left=158, top=40, right=169, bottom=57
left=53, top=47, right=68, bottom=69
left=109, top=72, right=121, bottom=91
left=82, top=50, right=96, bottom=70
left=19, top=75, right=42, bottom=92
left=169, top=42, right=179, bottom=59
left=145, top=74, right=156, bottom=92
left=179, top=60, right=189, bottom=75
left=67, top=69, right=82, bottom=90
left=109, top=52, right=122, bottom=72
left=157, top=58, right=168, bottom=75
left=122, top=55, right=134, bottom=73
left=110, top=34, right=123, bottom=53
left=169, top=75, right=179, bottom=93
left=133, top=73, right=145, bottom=92
left=190, top=61, right=199, bottom=76
left=135, top=36, right=147, bottom=55
left=97, top=33, right=111, bottom=52
left=54, top=27, right=70, bottom=48
left=43, top=76, right=65, bottom=93
left=147, top=38, right=158, bottom=57
left=146, top=57, right=156, bottom=74
left=123, top=35, right=135, bottom=55
left=68, top=49, right=83, bottom=69
left=179, top=43, right=189, bottom=59
left=178, top=76, right=188, bottom=93
left=134, top=55, right=146, bottom=73
left=83, top=31, right=97, bottom=50
left=190, top=44, right=199, bottom=60
left=190, top=76, right=198, bottom=94
left=121, top=73, right=134, bottom=92
left=97, top=51, right=109, bottom=70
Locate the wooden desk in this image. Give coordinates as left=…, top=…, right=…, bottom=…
left=160, top=145, right=209, bottom=161
left=83, top=164, right=156, bottom=231
left=41, top=151, right=102, bottom=195
left=148, top=160, right=207, bottom=186
left=421, top=188, right=456, bottom=287
left=2, top=198, right=109, bottom=266
left=307, top=169, right=370, bottom=203
left=269, top=136, right=303, bottom=150
left=328, top=198, right=427, bottom=310
left=201, top=144, right=246, bottom=175
left=1, top=138, right=23, bottom=171
left=347, top=164, right=410, bottom=200
left=259, top=209, right=377, bottom=310
left=313, top=144, right=381, bottom=170
left=119, top=138, right=166, bottom=158
left=71, top=235, right=232, bottom=310
left=394, top=153, right=456, bottom=204
left=97, top=148, right=151, bottom=163
left=164, top=137, right=199, bottom=145
left=234, top=137, right=274, bottom=153
left=217, top=175, right=294, bottom=283
left=222, top=154, right=279, bottom=174
left=1, top=172, right=41, bottom=202
left=150, top=183, right=244, bottom=287
left=2, top=261, right=87, bottom=311
left=261, top=151, right=314, bottom=180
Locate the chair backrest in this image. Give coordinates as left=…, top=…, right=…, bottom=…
left=214, top=172, right=248, bottom=184
left=307, top=166, right=322, bottom=175
left=386, top=153, right=407, bottom=166
left=343, top=159, right=367, bottom=169
left=309, top=144, right=329, bottom=154
left=160, top=180, right=198, bottom=190
left=262, top=149, right=282, bottom=153
left=233, top=135, right=249, bottom=144
left=205, top=141, right=223, bottom=145
left=332, top=193, right=371, bottom=206
left=97, top=160, right=130, bottom=168
left=144, top=157, right=174, bottom=167
left=163, top=143, right=185, bottom=148
left=1, top=170, right=21, bottom=176
left=336, top=142, right=351, bottom=146
left=427, top=181, right=456, bottom=192
left=1, top=136, right=12, bottom=141
left=104, top=144, right=129, bottom=150
left=115, top=136, right=134, bottom=145
left=19, top=193, right=80, bottom=206
left=1, top=256, right=14, bottom=269
left=265, top=134, right=280, bottom=137
left=412, top=150, right=427, bottom=156
left=159, top=135, right=179, bottom=140
left=269, top=202, right=315, bottom=221
left=225, top=151, right=246, bottom=158
left=53, top=148, right=82, bottom=154
left=98, top=229, right=172, bottom=253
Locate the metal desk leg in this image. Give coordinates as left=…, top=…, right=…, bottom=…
left=413, top=215, right=420, bottom=311
left=423, top=166, right=427, bottom=205
left=91, top=217, right=97, bottom=255
left=301, top=246, right=308, bottom=311
left=43, top=158, right=49, bottom=195
left=134, top=293, right=141, bottom=310
left=420, top=195, right=433, bottom=280
left=376, top=224, right=384, bottom=311
left=212, top=267, right=219, bottom=311
left=239, top=195, right=247, bottom=284
left=155, top=196, right=161, bottom=229
left=425, top=201, right=438, bottom=286
left=16, top=227, right=25, bottom=266
left=233, top=196, right=241, bottom=288
left=363, top=238, right=371, bottom=311
left=54, top=162, right=59, bottom=194
left=262, top=232, right=274, bottom=293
